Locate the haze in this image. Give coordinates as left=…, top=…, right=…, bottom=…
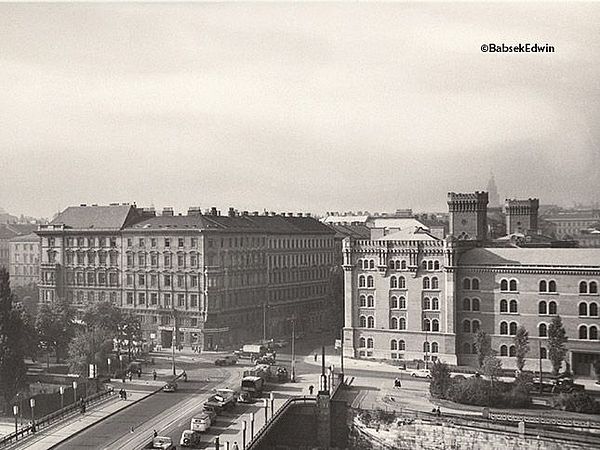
left=1, top=2, right=599, bottom=218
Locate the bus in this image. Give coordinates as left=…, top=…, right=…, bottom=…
left=241, top=376, right=264, bottom=397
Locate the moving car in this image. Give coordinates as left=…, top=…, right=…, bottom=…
left=408, top=369, right=432, bottom=379
left=215, top=355, right=238, bottom=366
left=190, top=413, right=212, bottom=432
left=162, top=382, right=177, bottom=392
left=202, top=405, right=218, bottom=420
left=254, top=354, right=276, bottom=365
left=204, top=388, right=237, bottom=412
left=180, top=429, right=202, bottom=447
left=145, top=436, right=175, bottom=449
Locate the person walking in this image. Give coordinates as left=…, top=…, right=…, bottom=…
left=314, top=354, right=318, bottom=362
left=232, top=442, right=239, bottom=450
left=128, top=371, right=133, bottom=382
left=309, top=385, right=314, bottom=395
left=153, top=370, right=157, bottom=381
left=153, top=429, right=158, bottom=438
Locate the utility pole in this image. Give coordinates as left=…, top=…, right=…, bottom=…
left=172, top=307, right=177, bottom=376
left=290, top=317, right=296, bottom=382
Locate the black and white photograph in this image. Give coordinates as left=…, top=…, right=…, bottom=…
left=1, top=1, right=600, bottom=449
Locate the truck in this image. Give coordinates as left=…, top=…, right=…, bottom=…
left=241, top=376, right=265, bottom=398
left=190, top=413, right=212, bottom=432
left=204, top=388, right=236, bottom=412
left=234, top=344, right=267, bottom=360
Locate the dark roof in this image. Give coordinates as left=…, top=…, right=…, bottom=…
left=0, top=225, right=19, bottom=239
left=9, top=232, right=40, bottom=243
left=51, top=205, right=137, bottom=230
left=130, top=215, right=225, bottom=231
left=328, top=224, right=371, bottom=240
left=0, top=224, right=38, bottom=239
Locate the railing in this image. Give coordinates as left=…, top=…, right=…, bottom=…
left=488, top=410, right=600, bottom=430
left=0, top=388, right=116, bottom=448
left=246, top=396, right=316, bottom=449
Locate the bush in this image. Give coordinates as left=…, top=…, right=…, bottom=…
left=374, top=408, right=396, bottom=425
left=446, top=377, right=531, bottom=408
left=429, top=360, right=452, bottom=399
left=552, top=392, right=600, bottom=414
left=500, top=385, right=531, bottom=408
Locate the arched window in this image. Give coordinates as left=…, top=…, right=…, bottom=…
left=539, top=323, right=547, bottom=337
left=423, top=341, right=430, bottom=353
left=472, top=298, right=480, bottom=311
left=401, top=261, right=407, bottom=270
left=579, top=325, right=588, bottom=340
left=580, top=281, right=588, bottom=294
left=399, top=317, right=406, bottom=330
left=390, top=296, right=398, bottom=309
left=548, top=301, right=557, bottom=315
left=367, top=275, right=374, bottom=288
left=399, top=276, right=406, bottom=289
left=423, top=318, right=431, bottom=331
left=432, top=297, right=440, bottom=310
left=463, top=298, right=471, bottom=311
left=500, top=321, right=508, bottom=335
left=500, top=299, right=508, bottom=313
left=500, top=345, right=508, bottom=356
left=359, top=316, right=367, bottom=327
left=391, top=317, right=398, bottom=329
left=428, top=261, right=434, bottom=271
left=359, top=337, right=366, bottom=348
left=367, top=338, right=374, bottom=348
left=434, top=261, right=440, bottom=270
left=500, top=279, right=508, bottom=291
left=472, top=320, right=480, bottom=333
left=367, top=295, right=374, bottom=307
left=389, top=260, right=395, bottom=269
left=509, top=300, right=518, bottom=313
left=432, top=319, right=440, bottom=332
left=540, top=347, right=547, bottom=359
left=463, top=343, right=471, bottom=354
left=463, top=278, right=471, bottom=290
left=423, top=297, right=431, bottom=310
left=359, top=275, right=366, bottom=287
left=399, top=340, right=406, bottom=350
left=549, top=280, right=557, bottom=292
left=538, top=301, right=547, bottom=315
left=390, top=276, right=397, bottom=289
left=360, top=295, right=366, bottom=307
left=463, top=320, right=471, bottom=333
left=431, top=342, right=439, bottom=353
left=509, top=345, right=516, bottom=357
left=472, top=278, right=480, bottom=290
left=590, top=303, right=598, bottom=316
left=539, top=280, right=547, bottom=292
left=422, top=261, right=427, bottom=269
left=423, top=277, right=430, bottom=289
left=369, top=260, right=375, bottom=269
left=590, top=326, right=598, bottom=340
left=509, top=279, right=518, bottom=292
left=390, top=339, right=398, bottom=350
left=591, top=281, right=598, bottom=294
left=509, top=322, right=518, bottom=335
left=431, top=277, right=439, bottom=289
left=399, top=296, right=406, bottom=309
left=579, top=302, right=588, bottom=316
left=367, top=316, right=375, bottom=328
left=396, top=261, right=403, bottom=270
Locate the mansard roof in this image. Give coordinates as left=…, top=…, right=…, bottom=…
left=51, top=205, right=138, bottom=230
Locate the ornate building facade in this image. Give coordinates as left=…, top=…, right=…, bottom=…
left=343, top=193, right=600, bottom=377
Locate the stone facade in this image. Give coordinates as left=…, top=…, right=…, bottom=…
left=8, top=232, right=40, bottom=286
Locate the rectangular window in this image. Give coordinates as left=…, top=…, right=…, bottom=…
left=126, top=274, right=133, bottom=286
left=178, top=238, right=184, bottom=248
left=138, top=274, right=145, bottom=286
left=164, top=254, right=171, bottom=268
left=190, top=254, right=198, bottom=267
left=178, top=255, right=185, bottom=267
left=99, top=252, right=107, bottom=265
left=152, top=315, right=158, bottom=323
left=164, top=275, right=171, bottom=287
left=151, top=238, right=157, bottom=248
left=190, top=275, right=198, bottom=288
left=127, top=238, right=132, bottom=247
left=150, top=274, right=157, bottom=287
left=164, top=238, right=170, bottom=248
left=151, top=254, right=158, bottom=267
left=150, top=293, right=158, bottom=305
left=191, top=317, right=198, bottom=327
left=178, top=293, right=185, bottom=307
left=87, top=272, right=95, bottom=285
left=127, top=254, right=134, bottom=268
left=110, top=253, right=117, bottom=266
left=138, top=293, right=146, bottom=305
left=139, top=238, right=145, bottom=248
left=98, top=273, right=106, bottom=285
left=109, top=273, right=117, bottom=286
left=110, top=237, right=117, bottom=248
left=66, top=253, right=73, bottom=264
left=190, top=294, right=198, bottom=308
left=127, top=292, right=134, bottom=305
left=191, top=238, right=197, bottom=247
left=178, top=275, right=185, bottom=287
left=164, top=293, right=171, bottom=307
left=138, top=254, right=146, bottom=267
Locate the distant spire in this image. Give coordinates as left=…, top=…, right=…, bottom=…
left=487, top=173, right=500, bottom=208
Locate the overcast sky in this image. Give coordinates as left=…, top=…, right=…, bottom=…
left=1, top=2, right=599, bottom=219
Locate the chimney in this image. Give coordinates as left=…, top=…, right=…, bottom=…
left=242, top=211, right=249, bottom=216
left=162, top=207, right=174, bottom=216
left=297, top=212, right=303, bottom=217
left=210, top=207, right=218, bottom=216
left=252, top=211, right=259, bottom=216
left=228, top=207, right=236, bottom=217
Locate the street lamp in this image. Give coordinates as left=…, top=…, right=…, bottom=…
left=72, top=381, right=78, bottom=404
left=12, top=405, right=19, bottom=439
left=289, top=317, right=296, bottom=382
left=59, top=386, right=65, bottom=410
left=29, top=398, right=36, bottom=429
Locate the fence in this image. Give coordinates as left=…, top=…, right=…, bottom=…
left=0, top=388, right=115, bottom=448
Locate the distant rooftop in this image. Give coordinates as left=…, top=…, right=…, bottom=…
left=460, top=247, right=600, bottom=267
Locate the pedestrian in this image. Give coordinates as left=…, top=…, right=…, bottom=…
left=122, top=374, right=126, bottom=383
left=123, top=389, right=128, bottom=400
left=232, top=442, right=239, bottom=450
left=309, top=385, right=314, bottom=395
left=130, top=426, right=135, bottom=433
left=80, top=398, right=86, bottom=414
left=314, top=354, right=318, bottom=362
left=137, top=368, right=142, bottom=378
left=119, top=389, right=124, bottom=399
left=153, top=370, right=157, bottom=381
left=437, top=407, right=442, bottom=417
left=30, top=421, right=36, bottom=433
left=153, top=429, right=158, bottom=438
left=128, top=371, right=133, bottom=382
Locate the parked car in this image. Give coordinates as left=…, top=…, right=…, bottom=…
left=202, top=404, right=219, bottom=419
left=162, top=382, right=177, bottom=392
left=215, top=355, right=238, bottom=366
left=408, top=369, right=432, bottom=379
left=180, top=429, right=202, bottom=447
left=254, top=355, right=276, bottom=365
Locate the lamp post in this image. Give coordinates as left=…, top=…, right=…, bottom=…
left=59, top=386, right=65, bottom=410
left=249, top=412, right=254, bottom=439
left=290, top=317, right=296, bottom=382
left=242, top=420, right=247, bottom=449
left=72, top=381, right=78, bottom=404
left=29, top=398, right=36, bottom=429
left=12, top=405, right=18, bottom=439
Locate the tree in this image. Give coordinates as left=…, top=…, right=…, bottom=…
left=0, top=268, right=27, bottom=409
left=67, top=328, right=114, bottom=376
left=513, top=325, right=530, bottom=372
left=35, top=297, right=76, bottom=363
left=475, top=330, right=492, bottom=369
left=482, top=354, right=503, bottom=406
left=117, top=312, right=142, bottom=361
left=429, top=360, right=452, bottom=399
left=82, top=300, right=123, bottom=335
left=548, top=315, right=568, bottom=377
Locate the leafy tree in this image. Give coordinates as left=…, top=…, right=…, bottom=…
left=0, top=268, right=27, bottom=408
left=475, top=330, right=492, bottom=369
left=548, top=315, right=568, bottom=376
left=117, top=312, right=142, bottom=361
left=482, top=354, right=503, bottom=381
left=82, top=300, right=123, bottom=334
left=429, top=360, right=452, bottom=399
left=35, top=296, right=76, bottom=363
left=513, top=325, right=530, bottom=372
left=67, top=328, right=114, bottom=376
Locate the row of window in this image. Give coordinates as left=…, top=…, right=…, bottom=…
left=358, top=338, right=441, bottom=354
left=65, top=251, right=118, bottom=266
left=360, top=295, right=440, bottom=310
left=578, top=325, right=599, bottom=340
left=127, top=237, right=198, bottom=249
left=126, top=252, right=200, bottom=269
left=579, top=302, right=599, bottom=317
left=579, top=281, right=599, bottom=294
left=62, top=237, right=118, bottom=248
left=126, top=273, right=199, bottom=289
left=462, top=298, right=481, bottom=311
left=462, top=319, right=481, bottom=334
left=462, top=278, right=480, bottom=290
left=125, top=291, right=200, bottom=309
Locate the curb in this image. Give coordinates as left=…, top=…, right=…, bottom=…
left=47, top=372, right=184, bottom=449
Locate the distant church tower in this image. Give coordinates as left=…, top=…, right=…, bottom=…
left=487, top=173, right=500, bottom=208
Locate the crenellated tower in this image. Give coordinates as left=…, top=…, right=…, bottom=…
left=504, top=198, right=539, bottom=235
left=447, top=191, right=489, bottom=241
